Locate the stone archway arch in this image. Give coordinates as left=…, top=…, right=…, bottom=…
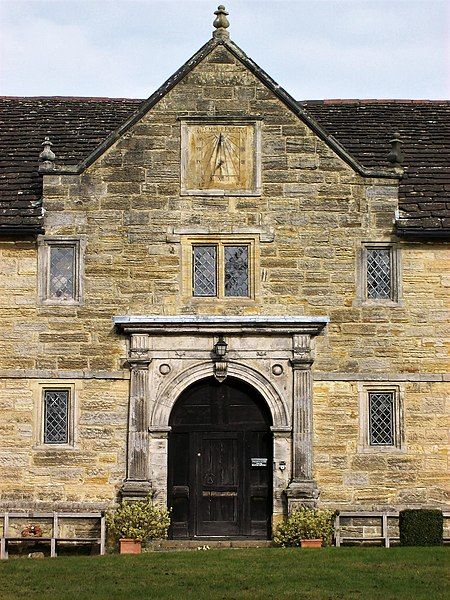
left=151, top=360, right=290, bottom=429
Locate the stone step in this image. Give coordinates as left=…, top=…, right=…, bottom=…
left=145, top=539, right=273, bottom=552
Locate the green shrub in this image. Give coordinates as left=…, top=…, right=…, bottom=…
left=273, top=506, right=335, bottom=547
left=107, top=496, right=171, bottom=541
left=399, top=509, right=443, bottom=546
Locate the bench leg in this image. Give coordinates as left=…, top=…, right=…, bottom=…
left=1, top=538, right=7, bottom=560
left=382, top=514, right=389, bottom=548
left=51, top=538, right=56, bottom=558
left=100, top=514, right=106, bottom=556
left=334, top=515, right=341, bottom=547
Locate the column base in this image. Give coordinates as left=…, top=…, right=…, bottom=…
left=120, top=480, right=153, bottom=501
left=285, top=480, right=319, bottom=512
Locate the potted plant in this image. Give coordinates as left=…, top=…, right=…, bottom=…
left=107, top=496, right=171, bottom=554
left=274, top=506, right=334, bottom=548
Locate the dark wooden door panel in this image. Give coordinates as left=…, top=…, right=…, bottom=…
left=168, top=377, right=272, bottom=539
left=196, top=432, right=240, bottom=536
left=245, top=430, right=272, bottom=537
left=201, top=434, right=238, bottom=487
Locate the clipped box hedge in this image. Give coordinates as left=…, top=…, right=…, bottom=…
left=399, top=509, right=443, bottom=546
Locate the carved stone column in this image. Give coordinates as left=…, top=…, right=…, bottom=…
left=121, top=334, right=153, bottom=500
left=285, top=334, right=319, bottom=510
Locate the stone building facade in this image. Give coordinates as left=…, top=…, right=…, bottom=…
left=0, top=9, right=448, bottom=538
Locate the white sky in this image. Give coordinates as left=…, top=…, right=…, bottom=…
left=1, top=0, right=449, bottom=100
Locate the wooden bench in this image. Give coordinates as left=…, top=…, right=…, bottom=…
left=0, top=511, right=106, bottom=559
left=334, top=510, right=450, bottom=547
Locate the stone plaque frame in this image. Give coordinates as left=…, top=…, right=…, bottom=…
left=180, top=116, right=262, bottom=196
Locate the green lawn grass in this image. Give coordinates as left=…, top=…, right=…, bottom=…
left=0, top=547, right=448, bottom=600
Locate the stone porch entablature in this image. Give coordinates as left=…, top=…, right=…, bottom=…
left=114, top=315, right=328, bottom=518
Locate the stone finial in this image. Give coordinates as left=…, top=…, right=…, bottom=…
left=213, top=5, right=230, bottom=39
left=387, top=131, right=404, bottom=166
left=39, top=136, right=56, bottom=172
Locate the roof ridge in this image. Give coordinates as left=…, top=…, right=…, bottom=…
left=300, top=99, right=450, bottom=105
left=0, top=96, right=144, bottom=102
left=3, top=97, right=449, bottom=105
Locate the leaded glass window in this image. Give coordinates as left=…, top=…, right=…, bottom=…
left=44, top=390, right=69, bottom=444
left=39, top=237, right=83, bottom=305
left=49, top=246, right=75, bottom=299
left=193, top=246, right=217, bottom=297
left=366, top=248, right=392, bottom=299
left=192, top=242, right=251, bottom=298
left=224, top=246, right=248, bottom=297
left=369, top=391, right=395, bottom=446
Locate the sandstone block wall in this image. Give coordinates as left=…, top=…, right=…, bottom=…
left=0, top=44, right=448, bottom=511
left=0, top=376, right=128, bottom=508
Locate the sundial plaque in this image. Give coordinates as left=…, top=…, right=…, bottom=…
left=181, top=119, right=261, bottom=196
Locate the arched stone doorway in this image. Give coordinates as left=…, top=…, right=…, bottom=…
left=168, top=376, right=273, bottom=539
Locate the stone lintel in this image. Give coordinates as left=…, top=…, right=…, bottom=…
left=114, top=315, right=329, bottom=337
left=166, top=225, right=274, bottom=243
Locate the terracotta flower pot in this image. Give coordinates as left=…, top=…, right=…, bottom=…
left=119, top=539, right=142, bottom=554
left=300, top=539, right=322, bottom=548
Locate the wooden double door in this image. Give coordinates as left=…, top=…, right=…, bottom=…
left=168, top=377, right=272, bottom=539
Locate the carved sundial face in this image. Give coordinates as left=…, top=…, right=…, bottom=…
left=182, top=122, right=259, bottom=195
left=202, top=130, right=242, bottom=187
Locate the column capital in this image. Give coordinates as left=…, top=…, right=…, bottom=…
left=148, top=426, right=172, bottom=439
left=291, top=333, right=314, bottom=368
left=270, top=426, right=292, bottom=438
left=290, top=356, right=314, bottom=370
left=129, top=333, right=151, bottom=364
left=129, top=359, right=152, bottom=371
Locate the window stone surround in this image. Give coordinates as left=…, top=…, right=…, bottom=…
left=37, top=235, right=87, bottom=306
left=357, top=382, right=405, bottom=453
